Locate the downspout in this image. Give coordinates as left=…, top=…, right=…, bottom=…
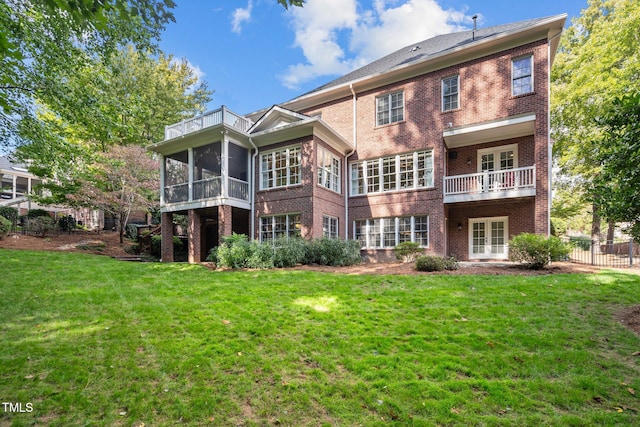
left=547, top=29, right=563, bottom=236
left=345, top=83, right=358, bottom=239
left=249, top=137, right=258, bottom=241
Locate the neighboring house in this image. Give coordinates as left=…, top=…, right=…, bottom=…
left=0, top=155, right=47, bottom=215
left=148, top=14, right=566, bottom=263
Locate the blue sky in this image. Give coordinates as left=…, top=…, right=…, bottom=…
left=159, top=0, right=588, bottom=116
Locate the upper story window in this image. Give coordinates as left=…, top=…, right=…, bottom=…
left=317, top=146, right=341, bottom=193
left=350, top=150, right=433, bottom=196
left=260, top=146, right=301, bottom=190
left=442, top=75, right=459, bottom=111
left=376, top=91, right=404, bottom=126
left=512, top=56, right=533, bottom=96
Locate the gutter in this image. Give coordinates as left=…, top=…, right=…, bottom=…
left=249, top=137, right=259, bottom=241
left=345, top=83, right=358, bottom=240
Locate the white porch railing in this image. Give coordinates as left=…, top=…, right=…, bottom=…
left=164, top=106, right=254, bottom=140
left=444, top=166, right=535, bottom=202
left=163, top=177, right=249, bottom=205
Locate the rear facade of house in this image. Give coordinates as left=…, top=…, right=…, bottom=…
left=148, top=14, right=566, bottom=263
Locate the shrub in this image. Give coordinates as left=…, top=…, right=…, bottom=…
left=415, top=255, right=446, bottom=272
left=394, top=242, right=423, bottom=262
left=26, top=208, right=50, bottom=218
left=246, top=241, right=275, bottom=269
left=58, top=215, right=77, bottom=233
left=0, top=206, right=18, bottom=224
left=273, top=237, right=306, bottom=268
left=305, top=238, right=362, bottom=266
left=569, top=235, right=591, bottom=251
left=25, top=216, right=56, bottom=237
left=217, top=233, right=252, bottom=268
left=510, top=233, right=570, bottom=269
left=0, top=215, right=11, bottom=239
left=443, top=256, right=459, bottom=270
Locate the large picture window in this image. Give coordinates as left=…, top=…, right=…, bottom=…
left=376, top=91, right=404, bottom=126
left=317, top=146, right=341, bottom=193
left=512, top=56, right=533, bottom=95
left=354, top=215, right=429, bottom=249
left=261, top=146, right=301, bottom=189
left=260, top=214, right=301, bottom=242
left=350, top=150, right=433, bottom=195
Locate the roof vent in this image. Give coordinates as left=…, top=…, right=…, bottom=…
left=472, top=14, right=478, bottom=40
left=409, top=45, right=420, bottom=52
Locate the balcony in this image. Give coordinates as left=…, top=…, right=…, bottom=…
left=443, top=166, right=536, bottom=203
left=163, top=177, right=250, bottom=207
left=164, top=106, right=254, bottom=140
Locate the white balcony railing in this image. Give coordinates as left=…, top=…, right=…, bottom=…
left=443, top=166, right=536, bottom=203
left=164, top=106, right=254, bottom=140
left=228, top=177, right=249, bottom=201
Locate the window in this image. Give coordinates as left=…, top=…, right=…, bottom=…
left=442, top=75, right=459, bottom=111
left=376, top=91, right=404, bottom=126
left=322, top=215, right=339, bottom=239
left=317, top=146, right=341, bottom=193
left=354, top=216, right=429, bottom=249
left=260, top=146, right=301, bottom=189
left=260, top=214, right=301, bottom=242
left=512, top=56, right=533, bottom=95
left=350, top=150, right=433, bottom=195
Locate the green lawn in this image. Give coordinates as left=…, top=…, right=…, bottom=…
left=1, top=250, right=639, bottom=426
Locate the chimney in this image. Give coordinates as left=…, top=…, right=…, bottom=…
left=472, top=15, right=478, bottom=41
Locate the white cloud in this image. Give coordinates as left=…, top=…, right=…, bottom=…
left=231, top=1, right=253, bottom=34
left=281, top=0, right=476, bottom=90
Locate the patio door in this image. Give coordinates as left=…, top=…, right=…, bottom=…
left=469, top=217, right=509, bottom=259
left=478, top=144, right=518, bottom=190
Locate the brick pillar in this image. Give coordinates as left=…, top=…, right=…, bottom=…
left=218, top=205, right=233, bottom=245
left=161, top=212, right=174, bottom=262
left=188, top=209, right=202, bottom=263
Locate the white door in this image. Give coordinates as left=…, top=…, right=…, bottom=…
left=478, top=144, right=518, bottom=191
left=469, top=217, right=509, bottom=259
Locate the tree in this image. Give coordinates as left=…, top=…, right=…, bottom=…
left=67, top=145, right=159, bottom=243
left=0, top=0, right=176, bottom=150
left=551, top=0, right=640, bottom=239
left=278, top=0, right=305, bottom=8
left=16, top=47, right=211, bottom=205
left=592, top=93, right=640, bottom=241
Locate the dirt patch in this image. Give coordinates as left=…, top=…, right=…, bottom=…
left=617, top=305, right=640, bottom=338
left=0, top=231, right=132, bottom=257
left=289, top=261, right=603, bottom=276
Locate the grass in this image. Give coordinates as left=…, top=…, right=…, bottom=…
left=1, top=250, right=639, bottom=426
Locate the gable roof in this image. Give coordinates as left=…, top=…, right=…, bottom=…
left=247, top=14, right=566, bottom=119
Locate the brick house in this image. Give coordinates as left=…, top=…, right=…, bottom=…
left=148, top=14, right=566, bottom=263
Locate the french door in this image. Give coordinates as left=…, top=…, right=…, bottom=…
left=469, top=217, right=509, bottom=259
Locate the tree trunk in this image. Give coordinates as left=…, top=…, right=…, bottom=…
left=591, top=203, right=601, bottom=254
left=606, top=220, right=615, bottom=254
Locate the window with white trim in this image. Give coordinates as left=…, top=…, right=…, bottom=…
left=442, top=75, right=459, bottom=111
left=317, top=146, right=341, bottom=193
left=376, top=91, right=404, bottom=126
left=354, top=215, right=429, bottom=249
left=260, top=214, right=301, bottom=242
left=322, top=215, right=339, bottom=239
left=350, top=150, right=433, bottom=195
left=512, top=56, right=533, bottom=96
left=260, top=146, right=301, bottom=189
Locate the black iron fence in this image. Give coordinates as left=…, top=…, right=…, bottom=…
left=565, top=237, right=639, bottom=268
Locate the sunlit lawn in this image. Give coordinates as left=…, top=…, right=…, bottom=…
left=1, top=249, right=639, bottom=426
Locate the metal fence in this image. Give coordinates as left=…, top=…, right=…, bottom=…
left=565, top=238, right=639, bottom=268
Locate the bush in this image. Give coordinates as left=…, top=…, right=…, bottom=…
left=25, top=216, right=56, bottom=237
left=415, top=255, right=446, bottom=272
left=246, top=241, right=275, bottom=269
left=217, top=233, right=252, bottom=269
left=26, top=208, right=50, bottom=218
left=0, top=206, right=18, bottom=224
left=0, top=215, right=11, bottom=239
left=442, top=256, right=459, bottom=270
left=510, top=233, right=570, bottom=269
left=394, top=242, right=423, bottom=262
left=569, top=235, right=591, bottom=251
left=58, top=215, right=77, bottom=233
left=273, top=237, right=307, bottom=268
left=305, top=238, right=362, bottom=266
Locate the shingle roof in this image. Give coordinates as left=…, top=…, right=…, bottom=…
left=297, top=15, right=562, bottom=98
